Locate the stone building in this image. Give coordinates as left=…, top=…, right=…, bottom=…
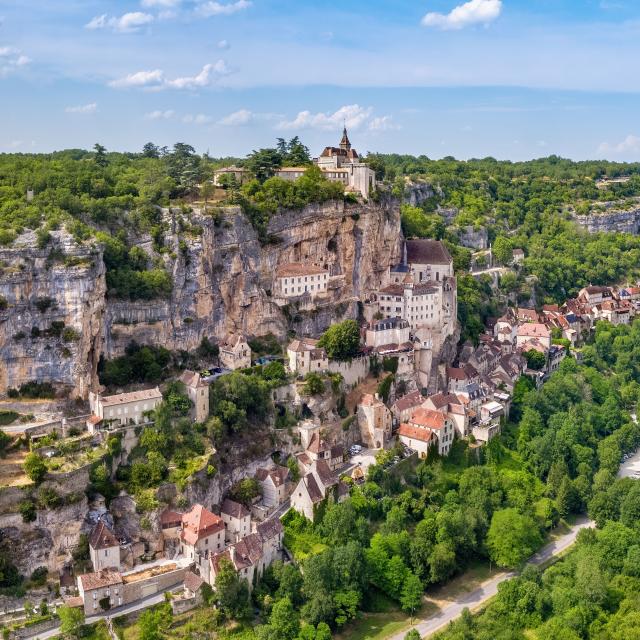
left=220, top=499, right=251, bottom=544
left=77, top=569, right=123, bottom=615
left=89, top=387, right=162, bottom=426
left=180, top=504, right=225, bottom=560
left=357, top=393, right=393, bottom=449
left=214, top=128, right=376, bottom=199
left=255, top=466, right=290, bottom=508
left=89, top=521, right=120, bottom=572
left=178, top=370, right=209, bottom=423
left=275, top=263, right=329, bottom=299
left=287, top=337, right=328, bottom=376
left=219, top=335, right=251, bottom=370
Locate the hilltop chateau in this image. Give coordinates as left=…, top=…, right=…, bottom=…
left=213, top=128, right=377, bottom=199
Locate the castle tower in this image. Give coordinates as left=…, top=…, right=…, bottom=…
left=339, top=126, right=351, bottom=152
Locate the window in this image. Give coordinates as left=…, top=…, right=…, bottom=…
left=104, top=550, right=108, bottom=557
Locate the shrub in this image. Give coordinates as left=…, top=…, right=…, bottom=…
left=62, top=327, right=80, bottom=342
left=23, top=453, right=47, bottom=483
left=34, top=297, right=55, bottom=313
left=19, top=500, right=37, bottom=522
left=302, top=373, right=325, bottom=396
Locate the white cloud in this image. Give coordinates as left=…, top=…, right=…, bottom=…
left=141, top=0, right=181, bottom=6
left=197, top=0, right=252, bottom=17
left=86, top=12, right=154, bottom=33
left=110, top=62, right=229, bottom=90
left=218, top=109, right=254, bottom=126
left=109, top=68, right=165, bottom=88
left=65, top=102, right=97, bottom=114
left=182, top=113, right=212, bottom=124
left=144, top=109, right=175, bottom=119
left=599, top=134, right=640, bottom=156
left=164, top=61, right=230, bottom=89
left=368, top=115, right=400, bottom=132
left=422, top=0, right=502, bottom=30
left=0, top=46, right=30, bottom=76
left=277, top=104, right=374, bottom=131
left=217, top=39, right=230, bottom=49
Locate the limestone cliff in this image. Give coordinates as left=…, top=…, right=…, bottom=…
left=574, top=204, right=640, bottom=234
left=0, top=230, right=106, bottom=398
left=0, top=197, right=401, bottom=397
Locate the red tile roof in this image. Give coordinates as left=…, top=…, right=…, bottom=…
left=398, top=423, right=433, bottom=443
left=409, top=407, right=446, bottom=430
left=89, top=521, right=119, bottom=551
left=181, top=504, right=224, bottom=545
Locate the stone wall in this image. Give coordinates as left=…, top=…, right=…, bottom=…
left=328, top=356, right=370, bottom=387
left=122, top=566, right=187, bottom=603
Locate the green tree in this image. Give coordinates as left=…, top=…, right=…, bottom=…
left=93, top=143, right=107, bottom=167
left=245, top=148, right=283, bottom=182
left=318, top=320, right=361, bottom=361
left=400, top=573, right=423, bottom=622
left=524, top=349, right=547, bottom=371
left=492, top=236, right=514, bottom=264
left=405, top=631, right=421, bottom=640
left=487, top=509, right=543, bottom=568
left=23, top=452, right=47, bottom=483
left=302, top=372, right=325, bottom=396
left=58, top=605, right=85, bottom=638
left=215, top=557, right=250, bottom=620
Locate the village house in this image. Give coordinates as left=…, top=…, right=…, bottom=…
left=578, top=285, right=613, bottom=306
left=304, top=433, right=344, bottom=472
left=516, top=323, right=551, bottom=350
left=357, top=393, right=393, bottom=449
left=89, top=521, right=120, bottom=572
left=287, top=337, right=329, bottom=376
left=219, top=335, right=251, bottom=370
left=89, top=387, right=162, bottom=427
left=512, top=248, right=525, bottom=265
left=220, top=499, right=251, bottom=544
left=77, top=569, right=123, bottom=615
left=275, top=263, right=329, bottom=299
left=472, top=400, right=505, bottom=443
left=180, top=504, right=226, bottom=561
left=391, top=390, right=424, bottom=425
left=398, top=407, right=455, bottom=457
left=291, top=459, right=348, bottom=522
left=178, top=370, right=209, bottom=423
left=365, top=317, right=411, bottom=349
left=447, top=364, right=480, bottom=392
left=210, top=518, right=284, bottom=588
left=255, top=466, right=290, bottom=508
left=423, top=392, right=469, bottom=438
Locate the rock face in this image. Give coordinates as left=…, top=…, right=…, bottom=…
left=0, top=230, right=106, bottom=398
left=0, top=198, right=401, bottom=398
left=574, top=205, right=640, bottom=234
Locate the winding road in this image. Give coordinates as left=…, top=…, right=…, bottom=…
left=389, top=515, right=593, bottom=640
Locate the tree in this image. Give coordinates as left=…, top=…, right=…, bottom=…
left=487, top=508, right=543, bottom=568
left=24, top=452, right=47, bottom=483
left=58, top=605, right=85, bottom=638
left=318, top=320, right=361, bottom=361
left=142, top=142, right=160, bottom=158
left=215, top=557, right=250, bottom=620
left=524, top=349, right=547, bottom=371
left=93, top=143, right=107, bottom=167
left=138, top=603, right=172, bottom=640
left=400, top=573, right=423, bottom=622
left=302, top=372, right=325, bottom=396
left=245, top=148, right=283, bottom=182
left=405, top=631, right=421, bottom=640
left=268, top=597, right=300, bottom=640
left=492, top=236, right=514, bottom=264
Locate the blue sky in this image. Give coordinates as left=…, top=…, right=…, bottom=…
left=2, top=0, right=640, bottom=160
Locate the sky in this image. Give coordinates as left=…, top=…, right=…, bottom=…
left=2, top=0, right=640, bottom=161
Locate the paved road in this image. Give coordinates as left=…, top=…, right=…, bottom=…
left=26, top=584, right=182, bottom=640
left=389, top=516, right=593, bottom=640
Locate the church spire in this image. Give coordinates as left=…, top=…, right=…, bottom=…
left=339, top=125, right=351, bottom=151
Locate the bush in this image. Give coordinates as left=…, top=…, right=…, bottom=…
left=34, top=297, right=55, bottom=313
left=302, top=373, right=325, bottom=396
left=62, top=327, right=80, bottom=342
left=19, top=500, right=37, bottom=522
left=317, top=320, right=361, bottom=361
left=23, top=453, right=47, bottom=483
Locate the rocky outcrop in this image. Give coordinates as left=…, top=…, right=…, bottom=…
left=574, top=205, right=640, bottom=234
left=0, top=198, right=401, bottom=398
left=0, top=230, right=106, bottom=398
left=405, top=182, right=437, bottom=207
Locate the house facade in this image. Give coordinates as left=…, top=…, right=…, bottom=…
left=287, top=337, right=329, bottom=376
left=178, top=370, right=209, bottom=423
left=89, top=521, right=120, bottom=572
left=219, top=335, right=251, bottom=370
left=89, top=388, right=162, bottom=426
left=275, top=264, right=329, bottom=299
